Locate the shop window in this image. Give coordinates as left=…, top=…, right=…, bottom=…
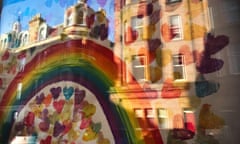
left=146, top=108, right=156, bottom=128
left=169, top=15, right=183, bottom=40
left=131, top=16, right=143, bottom=41
left=134, top=108, right=145, bottom=129
left=183, top=110, right=196, bottom=132
left=158, top=108, right=169, bottom=129
left=131, top=55, right=147, bottom=82
left=173, top=54, right=185, bottom=80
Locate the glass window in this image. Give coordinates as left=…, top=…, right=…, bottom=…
left=158, top=108, right=169, bottom=129
left=131, top=55, right=147, bottom=81
left=131, top=16, right=143, bottom=41
left=184, top=110, right=196, bottom=132
left=173, top=54, right=185, bottom=80
left=169, top=15, right=183, bottom=40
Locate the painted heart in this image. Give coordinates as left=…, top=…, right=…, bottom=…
left=97, top=0, right=107, bottom=7
left=195, top=80, right=220, bottom=97
left=204, top=33, right=229, bottom=55
left=196, top=57, right=224, bottom=74
left=36, top=93, right=45, bottom=104
left=82, top=127, right=98, bottom=141
left=124, top=26, right=138, bottom=44
left=137, top=3, right=153, bottom=18
left=63, top=120, right=72, bottom=134
left=86, top=14, right=95, bottom=28
left=172, top=128, right=195, bottom=140
left=45, top=0, right=53, bottom=8
left=49, top=112, right=59, bottom=124
left=39, top=118, right=50, bottom=132
left=24, top=112, right=35, bottom=127
left=50, top=87, right=61, bottom=99
left=43, top=94, right=52, bottom=106
left=80, top=117, right=91, bottom=130
left=53, top=121, right=65, bottom=137
left=82, top=103, right=96, bottom=117
left=161, top=79, right=182, bottom=98
left=40, top=136, right=52, bottom=144
left=91, top=122, right=102, bottom=133
left=63, top=86, right=74, bottom=100
left=97, top=132, right=110, bottom=144
left=14, top=121, right=24, bottom=131
left=17, top=51, right=26, bottom=59
left=53, top=99, right=65, bottom=113
left=150, top=9, right=160, bottom=24
left=1, top=50, right=9, bottom=61
left=100, top=24, right=108, bottom=41
left=179, top=45, right=194, bottom=65
left=40, top=108, right=49, bottom=120
left=74, top=88, right=86, bottom=105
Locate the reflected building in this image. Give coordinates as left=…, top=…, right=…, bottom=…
left=111, top=0, right=228, bottom=143
left=0, top=0, right=237, bottom=144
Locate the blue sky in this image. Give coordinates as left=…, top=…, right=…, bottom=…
left=0, top=0, right=114, bottom=41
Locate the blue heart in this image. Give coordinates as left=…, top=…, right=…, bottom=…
left=63, top=86, right=74, bottom=100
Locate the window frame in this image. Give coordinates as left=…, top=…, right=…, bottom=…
left=131, top=55, right=147, bottom=82
left=173, top=54, right=186, bottom=80
left=169, top=15, right=183, bottom=41
left=157, top=108, right=169, bottom=129
left=131, top=16, right=144, bottom=41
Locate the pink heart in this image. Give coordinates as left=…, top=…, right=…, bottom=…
left=97, top=0, right=107, bottom=7
left=80, top=118, right=91, bottom=129
left=53, top=100, right=65, bottom=113
left=39, top=119, right=50, bottom=132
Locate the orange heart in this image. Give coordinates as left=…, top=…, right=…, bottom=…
left=43, top=94, right=52, bottom=106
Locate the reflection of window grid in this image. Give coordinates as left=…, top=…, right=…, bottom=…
left=146, top=109, right=155, bottom=118
left=132, top=55, right=146, bottom=81
left=131, top=16, right=143, bottom=40
left=169, top=15, right=183, bottom=40
left=173, top=54, right=185, bottom=80
left=158, top=108, right=169, bottom=129
left=167, top=0, right=182, bottom=3
left=229, top=45, right=240, bottom=74
left=134, top=108, right=145, bottom=118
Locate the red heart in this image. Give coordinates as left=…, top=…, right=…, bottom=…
left=80, top=117, right=91, bottom=130
left=39, top=119, right=50, bottom=132
left=86, top=14, right=95, bottom=28
left=40, top=136, right=52, bottom=144
left=24, top=112, right=35, bottom=127
left=124, top=27, right=138, bottom=44
left=63, top=120, right=72, bottom=134
left=53, top=99, right=65, bottom=113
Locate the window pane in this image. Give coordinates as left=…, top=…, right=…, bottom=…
left=132, top=55, right=146, bottom=81
left=169, top=15, right=183, bottom=40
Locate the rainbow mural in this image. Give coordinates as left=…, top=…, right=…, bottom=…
left=0, top=39, right=151, bottom=144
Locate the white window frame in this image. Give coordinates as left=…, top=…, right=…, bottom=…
left=131, top=16, right=143, bottom=41
left=158, top=108, right=169, bottom=129
left=169, top=15, right=183, bottom=40
left=173, top=54, right=186, bottom=80
left=131, top=55, right=147, bottom=82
